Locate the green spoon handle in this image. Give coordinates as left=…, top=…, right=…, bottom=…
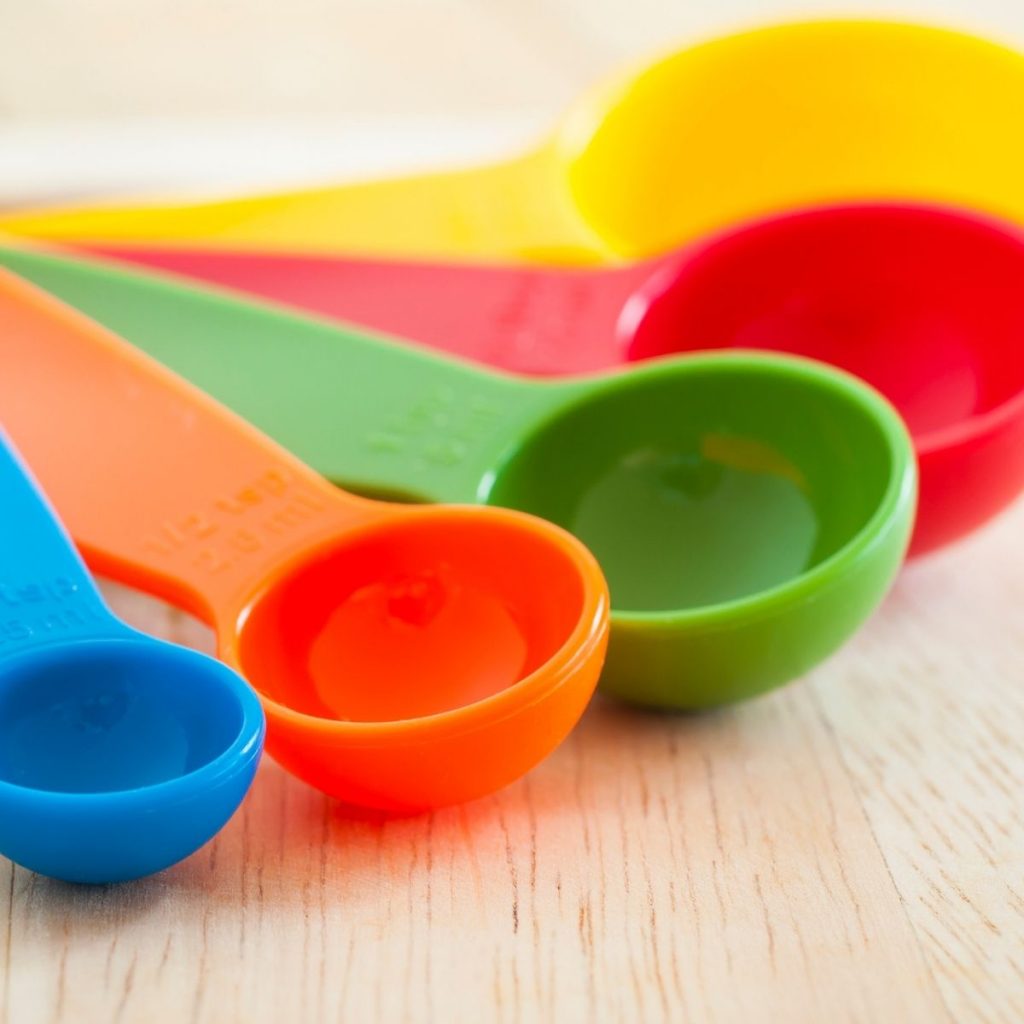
left=0, top=247, right=573, bottom=504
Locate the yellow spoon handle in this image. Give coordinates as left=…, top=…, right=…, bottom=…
left=0, top=147, right=600, bottom=263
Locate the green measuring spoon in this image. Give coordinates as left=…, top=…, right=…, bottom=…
left=0, top=247, right=916, bottom=708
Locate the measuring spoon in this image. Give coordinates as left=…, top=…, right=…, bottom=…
left=83, top=202, right=1024, bottom=556
left=0, top=432, right=264, bottom=883
left=2, top=22, right=1024, bottom=262
left=0, top=270, right=609, bottom=811
left=0, top=248, right=916, bottom=708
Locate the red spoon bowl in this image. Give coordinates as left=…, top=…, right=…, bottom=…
left=630, top=205, right=1024, bottom=556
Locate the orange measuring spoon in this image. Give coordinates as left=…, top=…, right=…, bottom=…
left=0, top=270, right=609, bottom=812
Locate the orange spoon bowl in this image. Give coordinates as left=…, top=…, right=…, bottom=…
left=0, top=269, right=610, bottom=812
left=229, top=506, right=606, bottom=808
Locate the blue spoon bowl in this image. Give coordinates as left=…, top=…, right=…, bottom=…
left=0, top=434, right=264, bottom=884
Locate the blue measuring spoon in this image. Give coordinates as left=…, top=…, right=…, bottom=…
left=0, top=433, right=265, bottom=883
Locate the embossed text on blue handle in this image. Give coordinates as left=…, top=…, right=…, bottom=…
left=0, top=431, right=117, bottom=657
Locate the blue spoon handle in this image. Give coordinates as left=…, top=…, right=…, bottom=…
left=0, top=430, right=117, bottom=660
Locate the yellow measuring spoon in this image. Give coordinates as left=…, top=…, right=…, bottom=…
left=4, top=20, right=1024, bottom=263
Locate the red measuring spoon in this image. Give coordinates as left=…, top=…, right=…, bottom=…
left=81, top=203, right=1024, bottom=556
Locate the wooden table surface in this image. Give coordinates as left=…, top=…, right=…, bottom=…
left=2, top=2, right=1024, bottom=1022
left=2, top=514, right=1023, bottom=1023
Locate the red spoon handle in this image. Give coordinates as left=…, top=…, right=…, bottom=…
left=85, top=246, right=653, bottom=375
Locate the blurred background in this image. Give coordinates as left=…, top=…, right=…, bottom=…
left=2, top=0, right=1023, bottom=208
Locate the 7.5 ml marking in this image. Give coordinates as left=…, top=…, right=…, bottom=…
left=140, top=467, right=330, bottom=576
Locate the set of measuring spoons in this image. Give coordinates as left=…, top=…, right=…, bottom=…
left=0, top=18, right=1022, bottom=883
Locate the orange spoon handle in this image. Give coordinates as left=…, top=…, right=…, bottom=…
left=0, top=269, right=375, bottom=624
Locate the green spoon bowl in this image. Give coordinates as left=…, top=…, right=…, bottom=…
left=0, top=247, right=917, bottom=707
left=482, top=356, right=915, bottom=705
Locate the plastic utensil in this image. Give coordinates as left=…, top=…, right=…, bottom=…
left=0, top=432, right=264, bottom=883
left=0, top=249, right=916, bottom=709
left=0, top=270, right=610, bottom=811
left=2, top=21, right=1024, bottom=263
left=83, top=202, right=1024, bottom=556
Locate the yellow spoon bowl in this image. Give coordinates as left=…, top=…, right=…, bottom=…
left=4, top=20, right=1024, bottom=263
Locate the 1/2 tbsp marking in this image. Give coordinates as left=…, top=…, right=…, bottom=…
left=140, top=468, right=329, bottom=575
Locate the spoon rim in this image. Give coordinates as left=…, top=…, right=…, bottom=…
left=222, top=502, right=610, bottom=741
left=638, top=200, right=1024, bottom=461
left=509, top=350, right=915, bottom=627
left=0, top=634, right=265, bottom=803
